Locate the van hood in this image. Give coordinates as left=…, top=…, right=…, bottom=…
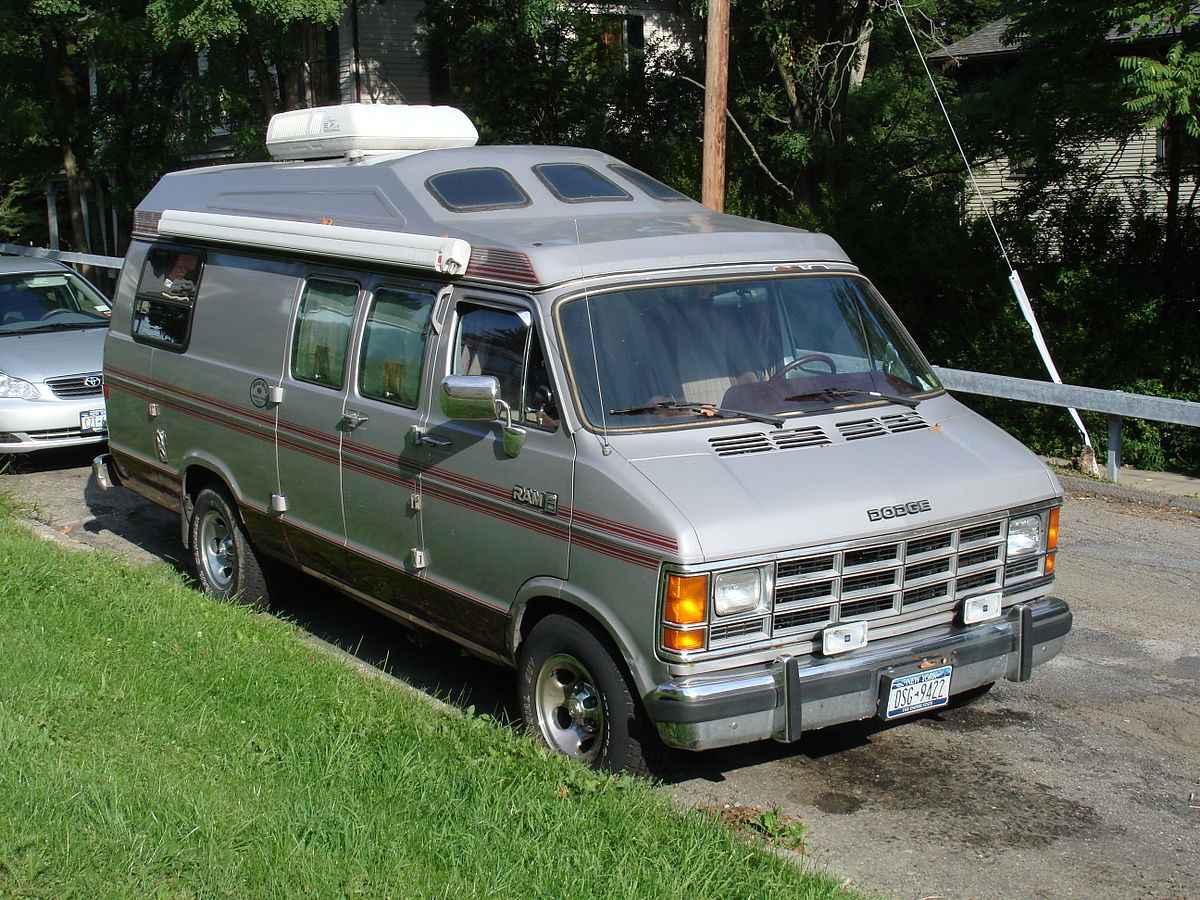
left=0, top=327, right=107, bottom=381
left=620, top=395, right=1060, bottom=562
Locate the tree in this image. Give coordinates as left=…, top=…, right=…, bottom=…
left=1118, top=4, right=1200, bottom=252
left=0, top=0, right=347, bottom=253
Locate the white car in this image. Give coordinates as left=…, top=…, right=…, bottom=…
left=0, top=256, right=110, bottom=453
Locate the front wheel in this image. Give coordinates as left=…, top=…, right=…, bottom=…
left=518, top=614, right=662, bottom=777
left=189, top=486, right=272, bottom=609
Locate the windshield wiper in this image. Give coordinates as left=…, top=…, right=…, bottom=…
left=784, top=388, right=921, bottom=409
left=609, top=401, right=785, bottom=428
left=22, top=321, right=107, bottom=332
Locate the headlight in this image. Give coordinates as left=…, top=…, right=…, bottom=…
left=0, top=372, right=40, bottom=400
left=1007, top=514, right=1043, bottom=557
left=713, top=566, right=771, bottom=617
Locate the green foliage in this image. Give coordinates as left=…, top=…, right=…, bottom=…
left=1121, top=41, right=1200, bottom=137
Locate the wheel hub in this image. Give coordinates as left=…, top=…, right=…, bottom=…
left=535, top=653, right=606, bottom=761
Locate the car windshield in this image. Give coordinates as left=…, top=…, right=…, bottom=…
left=558, top=274, right=941, bottom=429
left=0, top=269, right=111, bottom=334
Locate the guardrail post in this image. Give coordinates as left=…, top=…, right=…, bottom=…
left=1107, top=415, right=1123, bottom=483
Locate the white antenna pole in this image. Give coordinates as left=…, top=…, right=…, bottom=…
left=895, top=1, right=1095, bottom=462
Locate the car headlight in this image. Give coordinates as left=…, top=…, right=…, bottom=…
left=0, top=372, right=40, bottom=400
left=713, top=566, right=771, bottom=617
left=1007, top=514, right=1043, bottom=557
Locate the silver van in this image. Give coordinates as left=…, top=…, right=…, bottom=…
left=97, top=104, right=1070, bottom=774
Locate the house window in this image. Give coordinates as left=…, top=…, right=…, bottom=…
left=300, top=23, right=340, bottom=107
left=1156, top=124, right=1200, bottom=177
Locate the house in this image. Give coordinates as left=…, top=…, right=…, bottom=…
left=930, top=17, right=1198, bottom=219
left=321, top=0, right=692, bottom=106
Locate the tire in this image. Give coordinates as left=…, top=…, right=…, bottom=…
left=518, top=613, right=663, bottom=777
left=189, top=486, right=272, bottom=609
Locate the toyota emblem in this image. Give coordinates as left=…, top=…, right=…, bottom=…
left=84, top=375, right=102, bottom=389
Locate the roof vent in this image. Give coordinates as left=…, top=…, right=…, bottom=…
left=266, top=103, right=479, bottom=161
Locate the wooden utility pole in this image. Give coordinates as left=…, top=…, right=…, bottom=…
left=701, top=0, right=730, bottom=212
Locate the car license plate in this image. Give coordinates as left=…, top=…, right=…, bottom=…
left=80, top=408, right=107, bottom=435
left=883, top=665, right=952, bottom=719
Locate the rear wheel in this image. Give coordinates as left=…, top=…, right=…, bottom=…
left=518, top=614, right=662, bottom=777
left=189, top=486, right=272, bottom=609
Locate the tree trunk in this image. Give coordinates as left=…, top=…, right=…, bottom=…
left=41, top=29, right=91, bottom=252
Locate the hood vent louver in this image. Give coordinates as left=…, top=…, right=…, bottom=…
left=881, top=411, right=929, bottom=433
left=709, top=411, right=929, bottom=457
left=838, top=418, right=889, bottom=441
left=710, top=433, right=775, bottom=456
left=772, top=425, right=831, bottom=450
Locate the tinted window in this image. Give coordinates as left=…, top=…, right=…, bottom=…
left=454, top=304, right=558, bottom=431
left=132, top=247, right=204, bottom=350
left=358, top=287, right=436, bottom=408
left=558, top=276, right=939, bottom=430
left=608, top=164, right=690, bottom=201
left=426, top=168, right=531, bottom=211
left=533, top=164, right=632, bottom=202
left=291, top=278, right=359, bottom=389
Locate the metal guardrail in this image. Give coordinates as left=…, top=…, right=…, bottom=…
left=0, top=242, right=124, bottom=271
left=934, top=366, right=1200, bottom=482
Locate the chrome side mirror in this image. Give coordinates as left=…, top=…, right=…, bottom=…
left=439, top=375, right=526, bottom=457
left=440, top=375, right=500, bottom=420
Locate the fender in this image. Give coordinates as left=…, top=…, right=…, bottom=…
left=511, top=575, right=660, bottom=698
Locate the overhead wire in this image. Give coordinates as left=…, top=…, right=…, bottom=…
left=894, top=1, right=1094, bottom=454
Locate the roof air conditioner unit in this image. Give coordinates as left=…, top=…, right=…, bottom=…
left=266, top=103, right=479, bottom=160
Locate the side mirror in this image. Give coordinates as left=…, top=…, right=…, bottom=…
left=440, top=375, right=500, bottom=420
left=439, top=375, right=527, bottom=457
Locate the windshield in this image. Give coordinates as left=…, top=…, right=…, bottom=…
left=558, top=274, right=940, bottom=429
left=0, top=269, right=111, bottom=334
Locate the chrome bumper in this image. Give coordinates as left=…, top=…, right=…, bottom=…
left=645, top=598, right=1071, bottom=751
left=91, top=452, right=122, bottom=490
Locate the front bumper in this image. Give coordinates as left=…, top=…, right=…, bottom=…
left=645, top=598, right=1071, bottom=751
left=0, top=397, right=107, bottom=453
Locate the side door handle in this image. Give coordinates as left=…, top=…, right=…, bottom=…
left=410, top=425, right=452, bottom=448
left=339, top=410, right=370, bottom=430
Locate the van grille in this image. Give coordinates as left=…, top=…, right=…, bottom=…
left=705, top=513, right=1047, bottom=652
left=46, top=372, right=104, bottom=398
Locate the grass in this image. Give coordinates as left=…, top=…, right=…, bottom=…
left=0, top=496, right=862, bottom=900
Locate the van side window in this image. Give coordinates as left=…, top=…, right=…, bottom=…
left=291, top=277, right=359, bottom=389
left=132, top=246, right=204, bottom=350
left=454, top=304, right=559, bottom=431
left=358, top=287, right=435, bottom=408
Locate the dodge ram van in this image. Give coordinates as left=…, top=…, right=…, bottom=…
left=97, top=104, right=1070, bottom=774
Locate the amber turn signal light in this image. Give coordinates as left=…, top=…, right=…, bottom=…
left=664, top=573, right=708, bottom=625
left=662, top=627, right=706, bottom=652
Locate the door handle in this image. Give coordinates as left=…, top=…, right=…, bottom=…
left=340, top=410, right=369, bottom=430
left=410, top=425, right=452, bottom=448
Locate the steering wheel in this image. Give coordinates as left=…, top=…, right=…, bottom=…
left=39, top=308, right=76, bottom=320
left=770, top=353, right=837, bottom=380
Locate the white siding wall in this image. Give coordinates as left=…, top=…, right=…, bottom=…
left=966, top=128, right=1192, bottom=218
left=338, top=1, right=430, bottom=106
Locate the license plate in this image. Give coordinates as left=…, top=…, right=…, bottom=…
left=80, top=408, right=107, bottom=435
left=883, top=665, right=952, bottom=719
